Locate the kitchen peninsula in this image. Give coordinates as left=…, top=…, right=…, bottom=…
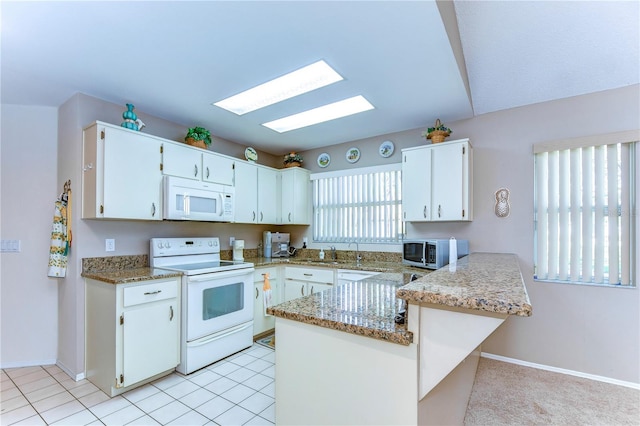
left=268, top=252, right=531, bottom=425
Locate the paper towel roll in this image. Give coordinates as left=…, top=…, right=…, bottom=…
left=449, top=237, right=457, bottom=270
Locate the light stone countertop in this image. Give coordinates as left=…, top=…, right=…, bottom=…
left=81, top=255, right=182, bottom=284
left=267, top=273, right=414, bottom=345
left=396, top=252, right=532, bottom=317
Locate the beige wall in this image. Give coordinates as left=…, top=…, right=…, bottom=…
left=1, top=105, right=59, bottom=366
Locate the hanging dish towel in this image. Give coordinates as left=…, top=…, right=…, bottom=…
left=48, top=188, right=72, bottom=278
left=263, top=272, right=273, bottom=316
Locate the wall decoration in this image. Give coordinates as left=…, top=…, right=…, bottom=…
left=120, top=103, right=145, bottom=131
left=346, top=147, right=360, bottom=163
left=317, top=152, right=331, bottom=168
left=495, top=188, right=510, bottom=217
left=379, top=140, right=394, bottom=158
left=245, top=147, right=258, bottom=163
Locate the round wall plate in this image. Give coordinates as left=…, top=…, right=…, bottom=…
left=245, top=147, right=258, bottom=162
left=317, top=152, right=331, bottom=168
left=379, top=140, right=394, bottom=158
left=346, top=147, right=360, bottom=163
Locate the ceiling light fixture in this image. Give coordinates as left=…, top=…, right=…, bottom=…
left=262, top=95, right=375, bottom=133
left=213, top=60, right=343, bottom=115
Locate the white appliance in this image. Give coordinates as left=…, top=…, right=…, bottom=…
left=163, top=176, right=234, bottom=222
left=150, top=237, right=254, bottom=374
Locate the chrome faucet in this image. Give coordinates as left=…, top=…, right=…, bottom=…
left=348, top=241, right=362, bottom=266
left=330, top=246, right=337, bottom=261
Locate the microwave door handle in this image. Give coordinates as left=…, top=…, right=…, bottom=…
left=184, top=194, right=190, bottom=217
left=218, top=193, right=224, bottom=217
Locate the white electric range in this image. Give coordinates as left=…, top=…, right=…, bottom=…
left=150, top=237, right=255, bottom=375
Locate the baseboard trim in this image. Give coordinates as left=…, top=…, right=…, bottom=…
left=0, top=358, right=57, bottom=369
left=481, top=352, right=639, bottom=390
left=56, top=360, right=85, bottom=381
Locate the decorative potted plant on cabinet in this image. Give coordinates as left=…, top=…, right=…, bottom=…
left=422, top=119, right=452, bottom=143
left=283, top=152, right=303, bottom=168
left=185, top=126, right=212, bottom=149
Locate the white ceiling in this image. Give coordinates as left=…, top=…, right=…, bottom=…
left=1, top=1, right=638, bottom=155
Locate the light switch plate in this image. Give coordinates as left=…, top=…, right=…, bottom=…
left=1, top=239, right=21, bottom=252
left=230, top=237, right=235, bottom=246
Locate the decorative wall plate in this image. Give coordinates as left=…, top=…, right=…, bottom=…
left=346, top=147, right=360, bottom=163
left=245, top=147, right=258, bottom=163
left=317, top=152, right=331, bottom=168
left=379, top=140, right=394, bottom=158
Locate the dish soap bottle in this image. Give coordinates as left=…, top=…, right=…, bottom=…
left=319, top=249, right=325, bottom=261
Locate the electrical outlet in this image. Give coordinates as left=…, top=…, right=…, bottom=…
left=105, top=239, right=115, bottom=252
left=303, top=237, right=308, bottom=244
left=230, top=237, right=235, bottom=246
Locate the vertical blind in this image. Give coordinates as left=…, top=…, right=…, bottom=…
left=312, top=165, right=402, bottom=243
left=534, top=141, right=635, bottom=286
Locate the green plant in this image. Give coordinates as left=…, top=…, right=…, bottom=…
left=283, top=152, right=304, bottom=164
left=185, top=126, right=212, bottom=146
left=421, top=120, right=452, bottom=138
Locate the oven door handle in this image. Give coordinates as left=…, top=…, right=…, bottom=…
left=188, top=322, right=253, bottom=347
left=188, top=268, right=254, bottom=282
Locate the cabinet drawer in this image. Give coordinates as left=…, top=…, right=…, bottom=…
left=123, top=280, right=178, bottom=307
left=255, top=267, right=279, bottom=281
left=285, top=267, right=334, bottom=284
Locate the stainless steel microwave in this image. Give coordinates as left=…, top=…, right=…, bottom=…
left=402, top=239, right=469, bottom=269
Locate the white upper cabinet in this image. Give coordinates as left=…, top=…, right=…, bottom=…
left=83, top=122, right=162, bottom=220
left=162, top=142, right=235, bottom=186
left=402, top=146, right=432, bottom=221
left=280, top=167, right=311, bottom=225
left=401, top=138, right=473, bottom=222
left=234, top=161, right=259, bottom=224
left=233, top=162, right=279, bottom=224
left=162, top=142, right=202, bottom=180
left=257, top=166, right=279, bottom=224
left=202, top=151, right=234, bottom=186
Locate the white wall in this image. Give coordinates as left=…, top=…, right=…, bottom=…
left=1, top=105, right=59, bottom=367
left=300, top=85, right=640, bottom=384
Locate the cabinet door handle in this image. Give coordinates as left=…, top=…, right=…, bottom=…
left=300, top=286, right=304, bottom=296
left=151, top=203, right=156, bottom=217
left=310, top=285, right=314, bottom=294
left=169, top=305, right=174, bottom=321
left=260, top=212, right=264, bottom=222
left=255, top=288, right=259, bottom=299
left=288, top=212, right=292, bottom=222
left=438, top=204, right=442, bottom=218
left=144, top=290, right=162, bottom=295
left=206, top=167, right=210, bottom=179
left=252, top=211, right=256, bottom=221
left=194, top=164, right=198, bottom=177
left=423, top=206, right=427, bottom=218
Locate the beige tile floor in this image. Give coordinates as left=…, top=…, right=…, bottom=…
left=1, top=344, right=275, bottom=425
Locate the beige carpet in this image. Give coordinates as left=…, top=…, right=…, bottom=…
left=465, top=358, right=640, bottom=425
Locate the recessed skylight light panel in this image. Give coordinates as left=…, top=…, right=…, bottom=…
left=262, top=95, right=375, bottom=133
left=213, top=60, right=343, bottom=115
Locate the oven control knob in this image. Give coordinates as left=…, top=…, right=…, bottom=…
left=165, top=241, right=171, bottom=248
left=208, top=241, right=213, bottom=247
left=157, top=242, right=163, bottom=249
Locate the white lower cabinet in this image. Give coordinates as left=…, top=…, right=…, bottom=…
left=253, top=267, right=280, bottom=336
left=85, top=277, right=180, bottom=396
left=283, top=266, right=335, bottom=302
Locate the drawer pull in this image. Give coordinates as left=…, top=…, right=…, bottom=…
left=303, top=273, right=313, bottom=277
left=169, top=305, right=174, bottom=321
left=144, top=290, right=162, bottom=295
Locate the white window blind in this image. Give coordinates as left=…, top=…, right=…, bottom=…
left=312, top=164, right=402, bottom=243
left=534, top=139, right=636, bottom=286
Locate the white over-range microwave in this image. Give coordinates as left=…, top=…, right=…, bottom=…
left=163, top=175, right=234, bottom=222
